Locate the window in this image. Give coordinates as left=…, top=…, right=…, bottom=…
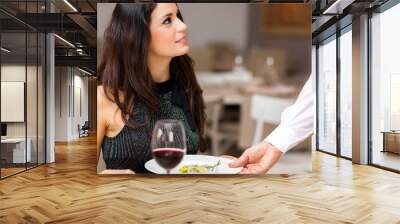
left=339, top=27, right=352, bottom=158
left=370, top=2, right=400, bottom=171
left=317, top=35, right=337, bottom=154
left=0, top=1, right=46, bottom=179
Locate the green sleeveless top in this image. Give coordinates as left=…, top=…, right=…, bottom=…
left=101, top=76, right=199, bottom=173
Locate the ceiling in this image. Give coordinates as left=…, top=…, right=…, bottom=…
left=0, top=0, right=392, bottom=75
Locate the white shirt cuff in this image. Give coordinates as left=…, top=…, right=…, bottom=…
left=264, top=125, right=298, bottom=154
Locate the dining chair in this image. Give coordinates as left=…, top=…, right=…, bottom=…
left=250, top=94, right=295, bottom=145
left=204, top=95, right=224, bottom=155
left=78, top=121, right=90, bottom=138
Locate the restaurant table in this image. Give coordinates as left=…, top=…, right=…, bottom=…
left=198, top=71, right=305, bottom=149
left=381, top=131, right=400, bottom=154
left=198, top=70, right=263, bottom=106
left=201, top=83, right=301, bottom=148
left=0, top=138, right=32, bottom=165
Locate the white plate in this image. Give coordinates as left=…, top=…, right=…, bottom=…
left=145, top=155, right=242, bottom=174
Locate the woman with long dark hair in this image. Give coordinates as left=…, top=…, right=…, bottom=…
left=97, top=3, right=206, bottom=174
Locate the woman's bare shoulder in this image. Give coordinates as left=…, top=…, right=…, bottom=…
left=98, top=85, right=109, bottom=101
left=97, top=85, right=126, bottom=105
left=97, top=85, right=118, bottom=117
left=97, top=85, right=126, bottom=127
left=97, top=85, right=117, bottom=107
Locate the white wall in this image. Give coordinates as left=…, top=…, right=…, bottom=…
left=97, top=3, right=116, bottom=66
left=1, top=65, right=26, bottom=140
left=54, top=67, right=89, bottom=141
left=1, top=65, right=34, bottom=138
left=1, top=65, right=26, bottom=81
left=1, top=63, right=46, bottom=164
left=72, top=73, right=89, bottom=138
left=97, top=3, right=249, bottom=52
left=178, top=3, right=248, bottom=52
left=55, top=67, right=68, bottom=141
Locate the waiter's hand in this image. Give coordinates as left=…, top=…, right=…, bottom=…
left=228, top=141, right=282, bottom=174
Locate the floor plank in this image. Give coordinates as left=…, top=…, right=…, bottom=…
left=0, top=135, right=399, bottom=223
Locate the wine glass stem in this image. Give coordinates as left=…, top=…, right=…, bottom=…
left=166, top=170, right=170, bottom=175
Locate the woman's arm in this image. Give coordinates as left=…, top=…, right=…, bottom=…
left=97, top=86, right=135, bottom=175
left=97, top=86, right=108, bottom=159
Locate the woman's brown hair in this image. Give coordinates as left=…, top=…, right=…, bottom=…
left=97, top=3, right=206, bottom=151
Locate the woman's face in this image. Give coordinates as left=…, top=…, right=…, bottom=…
left=149, top=3, right=189, bottom=58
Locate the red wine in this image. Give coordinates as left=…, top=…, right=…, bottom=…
left=153, top=148, right=184, bottom=170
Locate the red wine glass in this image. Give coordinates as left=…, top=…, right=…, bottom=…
left=151, top=120, right=186, bottom=174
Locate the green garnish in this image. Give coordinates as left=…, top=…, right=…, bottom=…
left=179, top=160, right=221, bottom=173
left=207, top=160, right=221, bottom=172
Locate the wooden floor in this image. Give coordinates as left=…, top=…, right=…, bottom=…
left=1, top=167, right=26, bottom=178
left=373, top=151, right=400, bottom=171
left=1, top=163, right=45, bottom=178
left=0, top=135, right=399, bottom=223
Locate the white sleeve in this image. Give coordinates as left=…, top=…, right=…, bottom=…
left=264, top=75, right=315, bottom=153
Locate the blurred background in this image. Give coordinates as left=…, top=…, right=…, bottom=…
left=178, top=3, right=312, bottom=173
left=96, top=3, right=312, bottom=174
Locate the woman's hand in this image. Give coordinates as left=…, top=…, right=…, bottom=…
left=228, top=141, right=282, bottom=174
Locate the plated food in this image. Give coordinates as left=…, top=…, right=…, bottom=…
left=145, top=155, right=242, bottom=174
left=179, top=160, right=220, bottom=174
